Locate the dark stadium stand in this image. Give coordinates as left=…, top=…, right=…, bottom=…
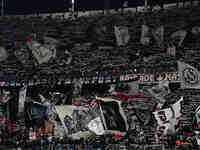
left=1, top=0, right=198, bottom=15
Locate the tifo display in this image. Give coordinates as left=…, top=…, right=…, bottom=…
left=0, top=4, right=200, bottom=150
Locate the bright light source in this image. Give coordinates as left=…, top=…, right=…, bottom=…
left=72, top=0, right=74, bottom=4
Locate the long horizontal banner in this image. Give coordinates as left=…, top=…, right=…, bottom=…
left=0, top=72, right=180, bottom=87
left=120, top=72, right=180, bottom=83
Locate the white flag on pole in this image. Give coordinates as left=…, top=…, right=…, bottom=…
left=172, top=97, right=183, bottom=119
left=114, top=26, right=130, bottom=46
left=18, top=86, right=27, bottom=113
left=140, top=25, right=151, bottom=46
left=178, top=61, right=200, bottom=89
left=195, top=105, right=200, bottom=128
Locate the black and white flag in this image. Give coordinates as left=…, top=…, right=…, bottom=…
left=172, top=97, right=183, bottom=119
left=0, top=47, right=8, bottom=62
left=192, top=26, right=200, bottom=35
left=96, top=97, right=128, bottom=135
left=140, top=25, right=164, bottom=47
left=153, top=108, right=173, bottom=126
left=27, top=40, right=56, bottom=64
left=152, top=26, right=164, bottom=47
left=178, top=61, right=200, bottom=89
left=114, top=26, right=130, bottom=46
left=171, top=30, right=187, bottom=47
left=18, top=86, right=27, bottom=113
left=154, top=97, right=183, bottom=135
left=55, top=105, right=92, bottom=139
left=147, top=80, right=170, bottom=105
left=140, top=25, right=151, bottom=46
left=195, top=105, right=200, bottom=128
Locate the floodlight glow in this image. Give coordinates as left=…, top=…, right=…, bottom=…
left=72, top=0, right=74, bottom=4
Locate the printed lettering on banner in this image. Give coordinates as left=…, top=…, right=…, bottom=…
left=139, top=74, right=154, bottom=83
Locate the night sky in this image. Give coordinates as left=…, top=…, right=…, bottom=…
left=3, top=0, right=176, bottom=15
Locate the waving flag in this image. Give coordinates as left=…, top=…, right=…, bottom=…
left=140, top=25, right=164, bottom=47
left=55, top=105, right=93, bottom=139
left=157, top=117, right=178, bottom=135
left=152, top=26, right=164, bottom=47
left=140, top=25, right=151, bottom=46
left=114, top=26, right=130, bottom=46
left=155, top=97, right=183, bottom=136
left=43, top=36, right=59, bottom=45
left=178, top=61, right=200, bottom=89
left=195, top=105, right=200, bottom=128
left=87, top=117, right=105, bottom=135
left=153, top=108, right=173, bottom=126
left=171, top=30, right=187, bottom=47
left=18, top=86, right=27, bottom=113
left=172, top=97, right=183, bottom=119
left=148, top=80, right=170, bottom=105
left=96, top=97, right=128, bottom=135
left=0, top=47, right=8, bottom=62
left=27, top=40, right=56, bottom=65
left=192, top=26, right=200, bottom=35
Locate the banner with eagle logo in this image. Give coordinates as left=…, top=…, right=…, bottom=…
left=178, top=61, right=200, bottom=89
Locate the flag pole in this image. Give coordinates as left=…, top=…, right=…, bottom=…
left=1, top=0, right=4, bottom=16
left=144, top=0, right=148, bottom=11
